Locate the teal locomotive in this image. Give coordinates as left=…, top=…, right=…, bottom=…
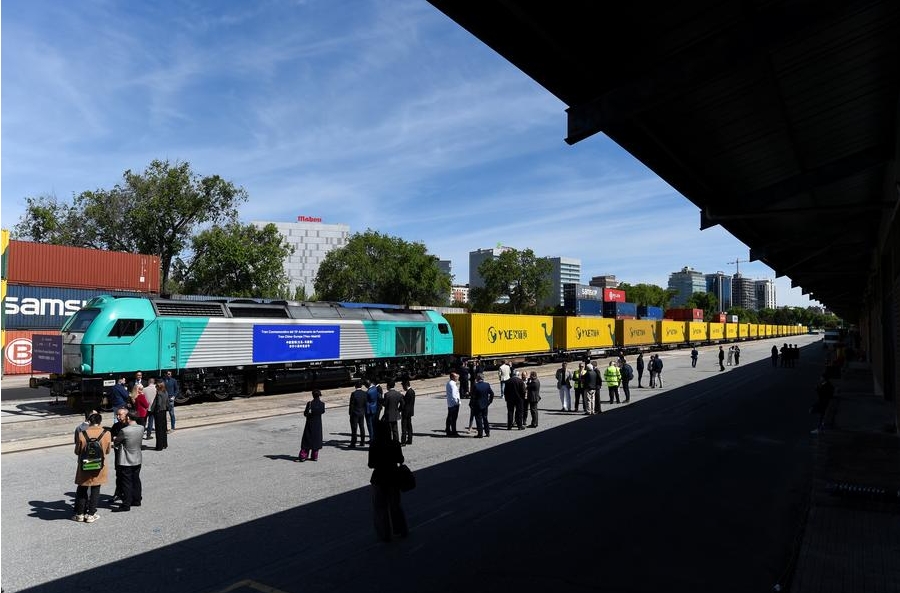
left=30, top=295, right=455, bottom=409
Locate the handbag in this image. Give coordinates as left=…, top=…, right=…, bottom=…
left=396, top=464, right=416, bottom=492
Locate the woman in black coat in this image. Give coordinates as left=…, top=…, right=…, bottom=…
left=368, top=418, right=408, bottom=541
left=298, top=390, right=325, bottom=461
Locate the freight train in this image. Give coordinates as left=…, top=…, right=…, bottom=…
left=28, top=296, right=806, bottom=410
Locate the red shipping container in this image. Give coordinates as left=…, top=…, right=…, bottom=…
left=2, top=330, right=57, bottom=375
left=603, top=288, right=626, bottom=302
left=665, top=308, right=704, bottom=321
left=6, top=240, right=160, bottom=293
left=713, top=313, right=727, bottom=323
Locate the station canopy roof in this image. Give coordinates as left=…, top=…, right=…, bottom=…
left=428, top=1, right=900, bottom=321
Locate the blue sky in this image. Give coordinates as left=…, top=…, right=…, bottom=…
left=1, top=0, right=819, bottom=307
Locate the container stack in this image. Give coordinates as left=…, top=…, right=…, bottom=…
left=603, top=301, right=637, bottom=319
left=1, top=235, right=161, bottom=375
left=563, top=283, right=603, bottom=316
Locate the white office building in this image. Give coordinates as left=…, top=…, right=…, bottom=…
left=755, top=278, right=777, bottom=309
left=542, top=256, right=582, bottom=308
left=252, top=216, right=350, bottom=298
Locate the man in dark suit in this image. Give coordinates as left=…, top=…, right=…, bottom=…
left=400, top=379, right=416, bottom=445
left=109, top=377, right=129, bottom=411
left=381, top=380, right=404, bottom=443
left=348, top=381, right=368, bottom=448
left=471, top=374, right=494, bottom=438
left=505, top=372, right=526, bottom=430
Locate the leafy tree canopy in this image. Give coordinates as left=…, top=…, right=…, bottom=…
left=314, top=230, right=450, bottom=306
left=469, top=248, right=552, bottom=314
left=683, top=291, right=719, bottom=321
left=616, top=282, right=674, bottom=308
left=13, top=159, right=247, bottom=290
left=173, top=223, right=293, bottom=298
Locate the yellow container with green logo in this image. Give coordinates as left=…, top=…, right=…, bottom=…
left=553, top=316, right=615, bottom=350
left=687, top=321, right=708, bottom=342
left=658, top=320, right=686, bottom=344
left=738, top=323, right=750, bottom=339
left=725, top=323, right=738, bottom=339
left=749, top=323, right=759, bottom=338
left=444, top=313, right=555, bottom=357
left=708, top=322, right=725, bottom=340
left=616, top=319, right=658, bottom=347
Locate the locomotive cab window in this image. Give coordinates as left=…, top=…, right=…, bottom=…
left=437, top=323, right=450, bottom=334
left=395, top=326, right=425, bottom=355
left=62, top=309, right=100, bottom=333
left=109, top=318, right=144, bottom=337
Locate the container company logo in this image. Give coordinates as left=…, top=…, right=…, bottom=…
left=5, top=297, right=86, bottom=317
left=4, top=338, right=32, bottom=367
left=666, top=328, right=680, bottom=336
left=629, top=327, right=646, bottom=338
left=487, top=325, right=528, bottom=343
left=691, top=327, right=705, bottom=337
left=575, top=326, right=600, bottom=340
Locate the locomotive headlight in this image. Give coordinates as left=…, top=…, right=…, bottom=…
left=80, top=363, right=92, bottom=373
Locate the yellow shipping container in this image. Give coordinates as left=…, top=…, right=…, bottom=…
left=553, top=316, right=615, bottom=350
left=687, top=321, right=708, bottom=342
left=658, top=320, right=687, bottom=344
left=749, top=324, right=759, bottom=338
left=616, top=319, right=658, bottom=347
left=738, top=323, right=750, bottom=339
left=725, top=323, right=738, bottom=339
left=708, top=322, right=725, bottom=340
left=444, top=313, right=555, bottom=357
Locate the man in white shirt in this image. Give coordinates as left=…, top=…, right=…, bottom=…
left=445, top=372, right=461, bottom=437
left=497, top=360, right=511, bottom=400
left=142, top=378, right=158, bottom=439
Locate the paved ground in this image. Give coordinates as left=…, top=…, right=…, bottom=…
left=0, top=336, right=900, bottom=593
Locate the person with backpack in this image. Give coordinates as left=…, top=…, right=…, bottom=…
left=73, top=413, right=111, bottom=523
left=620, top=358, right=634, bottom=403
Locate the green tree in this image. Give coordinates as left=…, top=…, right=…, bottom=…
left=616, top=282, right=674, bottom=307
left=684, top=291, right=719, bottom=321
left=726, top=306, right=759, bottom=324
left=314, top=230, right=450, bottom=305
left=13, top=159, right=247, bottom=290
left=174, top=223, right=293, bottom=298
left=469, top=248, right=552, bottom=313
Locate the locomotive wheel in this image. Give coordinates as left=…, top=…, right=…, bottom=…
left=212, top=391, right=233, bottom=401
left=174, top=393, right=190, bottom=405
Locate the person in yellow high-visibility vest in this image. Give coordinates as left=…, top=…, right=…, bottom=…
left=604, top=361, right=622, bottom=404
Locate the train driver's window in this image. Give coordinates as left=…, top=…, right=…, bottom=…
left=109, top=318, right=145, bottom=337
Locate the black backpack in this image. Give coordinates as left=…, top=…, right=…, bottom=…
left=80, top=429, right=107, bottom=471
left=622, top=364, right=634, bottom=381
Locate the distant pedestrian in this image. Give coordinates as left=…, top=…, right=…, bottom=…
left=718, top=346, right=725, bottom=372
left=648, top=355, right=658, bottom=388
left=771, top=345, right=779, bottom=367
left=620, top=358, right=634, bottom=403
left=525, top=371, right=541, bottom=427
left=655, top=355, right=664, bottom=387
left=400, top=379, right=416, bottom=445
left=727, top=346, right=734, bottom=366
left=149, top=382, right=169, bottom=451
left=368, top=418, right=408, bottom=542
left=445, top=372, right=461, bottom=437
left=298, top=390, right=325, bottom=461
left=505, top=371, right=526, bottom=430
left=471, top=373, right=494, bottom=438
left=636, top=353, right=645, bottom=387
left=72, top=413, right=111, bottom=523
left=348, top=381, right=368, bottom=448
left=690, top=347, right=698, bottom=368
left=162, top=370, right=179, bottom=432
left=733, top=345, right=741, bottom=365
left=555, top=362, right=573, bottom=411
left=498, top=360, right=511, bottom=400
left=381, top=380, right=404, bottom=443
left=572, top=363, right=585, bottom=412
left=811, top=374, right=834, bottom=433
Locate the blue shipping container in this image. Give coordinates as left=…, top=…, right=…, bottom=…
left=603, top=301, right=638, bottom=318
left=3, top=285, right=146, bottom=330
left=574, top=299, right=603, bottom=315
left=637, top=305, right=664, bottom=320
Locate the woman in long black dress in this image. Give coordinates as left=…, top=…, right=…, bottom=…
left=298, top=390, right=325, bottom=461
left=368, top=418, right=408, bottom=541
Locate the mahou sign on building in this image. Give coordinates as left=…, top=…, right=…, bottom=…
left=297, top=215, right=323, bottom=223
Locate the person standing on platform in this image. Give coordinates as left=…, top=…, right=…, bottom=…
left=648, top=355, right=658, bottom=388
left=72, top=413, right=111, bottom=523
left=381, top=380, right=404, bottom=443
left=458, top=362, right=470, bottom=400
left=498, top=360, right=511, bottom=400
left=733, top=345, right=741, bottom=365
left=132, top=385, right=150, bottom=433
left=368, top=418, right=408, bottom=542
left=143, top=378, right=158, bottom=439
left=771, top=345, right=779, bottom=367
left=555, top=362, right=573, bottom=411
left=604, top=361, right=622, bottom=404
left=471, top=373, right=494, bottom=438
left=572, top=363, right=585, bottom=412
left=620, top=358, right=634, bottom=403
left=112, top=409, right=143, bottom=513
left=718, top=346, right=726, bottom=371
left=583, top=362, right=597, bottom=415
left=348, top=381, right=368, bottom=448
left=298, top=390, right=325, bottom=461
left=727, top=346, right=734, bottom=366
left=109, top=377, right=129, bottom=411
left=149, top=382, right=169, bottom=451
left=690, top=347, right=699, bottom=368
left=162, top=370, right=180, bottom=432
left=400, top=379, right=416, bottom=445
left=636, top=353, right=645, bottom=387
left=365, top=381, right=381, bottom=443
left=504, top=370, right=526, bottom=430
left=525, top=371, right=541, bottom=427
left=445, top=372, right=461, bottom=437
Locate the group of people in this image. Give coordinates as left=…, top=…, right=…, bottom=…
left=775, top=343, right=801, bottom=367
left=716, top=345, right=742, bottom=371
left=71, top=371, right=181, bottom=522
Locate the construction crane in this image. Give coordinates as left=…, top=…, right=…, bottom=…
left=727, top=258, right=746, bottom=276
